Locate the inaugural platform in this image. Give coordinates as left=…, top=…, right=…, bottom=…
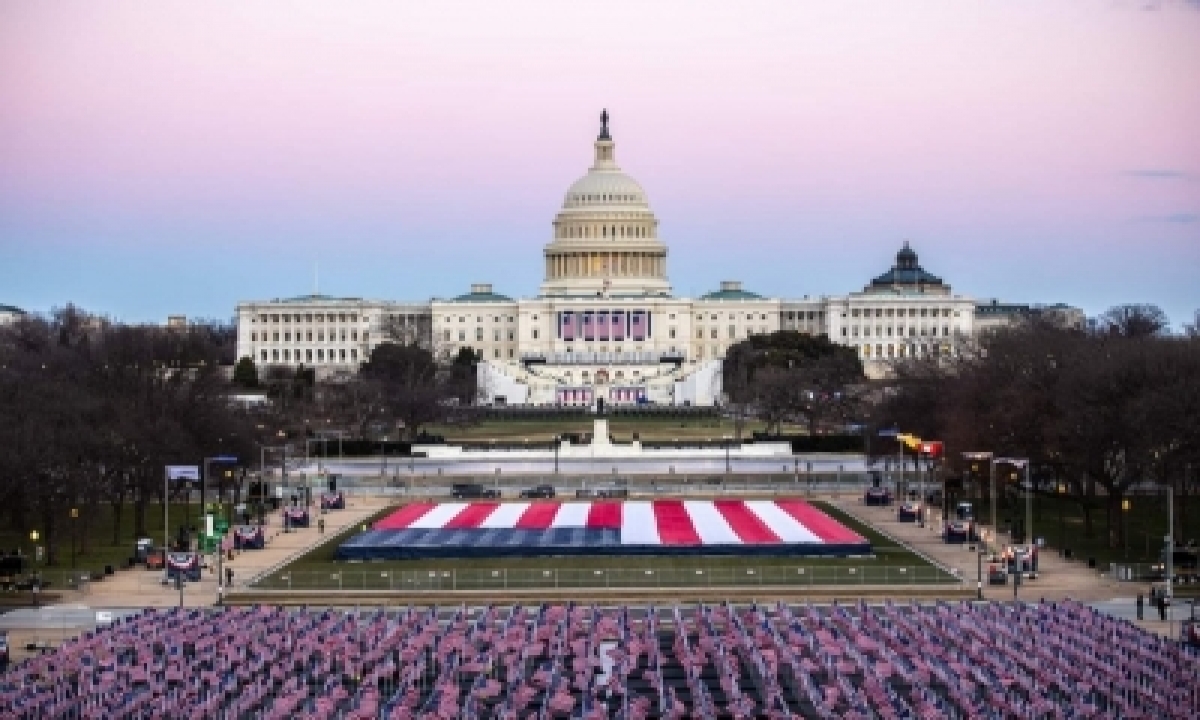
left=337, top=499, right=870, bottom=560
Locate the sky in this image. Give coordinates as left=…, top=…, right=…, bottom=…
left=1, top=1, right=1198, bottom=327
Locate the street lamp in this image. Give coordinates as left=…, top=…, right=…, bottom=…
left=1122, top=499, right=1131, bottom=558
left=69, top=508, right=79, bottom=569
left=553, top=435, right=560, bottom=475
left=28, top=530, right=40, bottom=608
left=963, top=452, right=994, bottom=548
left=723, top=435, right=732, bottom=475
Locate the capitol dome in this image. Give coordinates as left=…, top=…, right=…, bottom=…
left=561, top=167, right=650, bottom=209
left=540, top=111, right=671, bottom=298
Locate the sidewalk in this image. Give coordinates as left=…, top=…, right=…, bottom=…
left=34, top=496, right=390, bottom=610
left=830, top=498, right=1127, bottom=603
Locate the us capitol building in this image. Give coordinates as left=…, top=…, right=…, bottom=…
left=235, top=112, right=1081, bottom=406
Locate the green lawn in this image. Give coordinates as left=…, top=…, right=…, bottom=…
left=423, top=417, right=807, bottom=443
left=254, top=501, right=954, bottom=590
left=962, top=492, right=1197, bottom=568
left=1, top=500, right=231, bottom=588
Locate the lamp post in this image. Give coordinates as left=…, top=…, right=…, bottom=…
left=977, top=546, right=985, bottom=601
left=724, top=435, right=732, bottom=476
left=553, top=435, right=560, bottom=475
left=1122, top=499, right=1131, bottom=558
left=964, top=452, right=994, bottom=546
left=69, top=508, right=78, bottom=569
left=28, top=530, right=40, bottom=608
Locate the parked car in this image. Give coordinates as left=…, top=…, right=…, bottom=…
left=451, top=483, right=500, bottom=500
left=576, top=486, right=629, bottom=499
left=519, top=485, right=556, bottom=499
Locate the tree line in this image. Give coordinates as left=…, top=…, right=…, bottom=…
left=0, top=306, right=478, bottom=567
left=873, top=304, right=1200, bottom=549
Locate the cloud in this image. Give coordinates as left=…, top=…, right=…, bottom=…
left=1130, top=212, right=1199, bottom=224
left=1124, top=169, right=1195, bottom=180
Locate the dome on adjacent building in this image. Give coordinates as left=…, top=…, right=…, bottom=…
left=864, top=241, right=950, bottom=295
left=540, top=110, right=671, bottom=298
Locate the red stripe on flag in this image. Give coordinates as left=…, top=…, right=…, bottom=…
left=373, top=503, right=436, bottom=530
left=516, top=502, right=561, bottom=529
left=774, top=500, right=865, bottom=543
left=652, top=500, right=702, bottom=545
left=443, top=503, right=500, bottom=529
left=586, top=502, right=622, bottom=529
left=713, top=500, right=781, bottom=543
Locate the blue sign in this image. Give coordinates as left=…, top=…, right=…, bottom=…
left=211, top=456, right=239, bottom=463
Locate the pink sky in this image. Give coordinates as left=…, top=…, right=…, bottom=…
left=1, top=1, right=1198, bottom=323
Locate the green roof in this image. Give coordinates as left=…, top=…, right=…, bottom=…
left=276, top=294, right=362, bottom=303
left=699, top=289, right=764, bottom=300
left=869, top=242, right=945, bottom=288
left=448, top=290, right=515, bottom=303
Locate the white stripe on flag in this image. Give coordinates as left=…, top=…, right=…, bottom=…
left=550, top=502, right=591, bottom=528
left=619, top=502, right=661, bottom=545
left=683, top=501, right=742, bottom=544
left=744, top=501, right=823, bottom=543
left=480, top=502, right=530, bottom=529
left=409, top=502, right=469, bottom=529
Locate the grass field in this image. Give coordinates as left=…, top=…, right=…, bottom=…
left=252, top=501, right=955, bottom=591
left=964, top=492, right=1197, bottom=569
left=1, top=501, right=229, bottom=587
left=423, top=417, right=807, bottom=443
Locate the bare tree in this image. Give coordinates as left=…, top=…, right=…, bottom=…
left=1096, top=304, right=1170, bottom=338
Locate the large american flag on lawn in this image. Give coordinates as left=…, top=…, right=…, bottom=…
left=369, top=499, right=863, bottom=546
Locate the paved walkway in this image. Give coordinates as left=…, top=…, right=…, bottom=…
left=6, top=497, right=387, bottom=614
left=830, top=498, right=1128, bottom=602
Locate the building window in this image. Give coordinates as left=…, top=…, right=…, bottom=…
left=697, top=329, right=703, bottom=339
left=284, top=332, right=291, bottom=341
left=283, top=349, right=290, bottom=361
left=351, top=331, right=358, bottom=341
left=318, top=349, right=324, bottom=361
left=669, top=328, right=676, bottom=339
left=351, top=349, right=357, bottom=360
left=508, top=349, right=514, bottom=358
left=459, top=331, right=466, bottom=342
left=710, top=328, right=717, bottom=339
left=305, top=332, right=312, bottom=341
left=272, top=333, right=279, bottom=341
left=260, top=350, right=267, bottom=361
left=272, top=350, right=279, bottom=361
left=443, top=330, right=451, bottom=342
left=532, top=329, right=539, bottom=340
left=340, top=349, right=346, bottom=361
left=251, top=332, right=257, bottom=341
left=507, top=330, right=514, bottom=341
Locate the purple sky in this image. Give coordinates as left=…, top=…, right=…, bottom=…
left=2, top=1, right=1198, bottom=326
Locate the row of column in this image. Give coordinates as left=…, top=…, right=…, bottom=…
left=557, top=224, right=652, bottom=240
left=546, top=252, right=665, bottom=279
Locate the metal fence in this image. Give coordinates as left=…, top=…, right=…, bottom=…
left=312, top=472, right=878, bottom=500
left=252, top=565, right=957, bottom=592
